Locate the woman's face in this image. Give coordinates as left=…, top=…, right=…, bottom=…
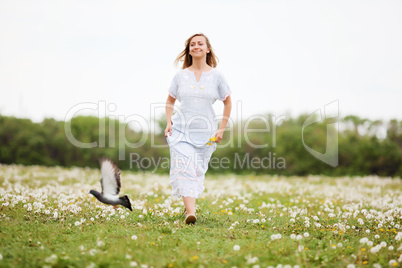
left=189, top=36, right=209, bottom=58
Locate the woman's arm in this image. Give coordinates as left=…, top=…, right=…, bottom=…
left=165, top=95, right=176, bottom=137
left=215, top=95, right=232, bottom=143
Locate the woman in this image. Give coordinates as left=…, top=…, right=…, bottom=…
left=165, top=33, right=232, bottom=224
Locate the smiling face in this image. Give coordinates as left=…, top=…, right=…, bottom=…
left=178, top=33, right=217, bottom=68
left=189, top=35, right=210, bottom=59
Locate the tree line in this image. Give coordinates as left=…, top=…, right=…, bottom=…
left=0, top=114, right=400, bottom=177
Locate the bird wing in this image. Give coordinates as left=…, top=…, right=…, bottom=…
left=99, top=158, right=121, bottom=196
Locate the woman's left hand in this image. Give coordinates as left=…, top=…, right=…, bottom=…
left=214, top=128, right=225, bottom=143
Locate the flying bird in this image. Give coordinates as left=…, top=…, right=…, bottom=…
left=89, top=158, right=132, bottom=211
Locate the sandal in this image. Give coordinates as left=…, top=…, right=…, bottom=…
left=185, top=214, right=197, bottom=225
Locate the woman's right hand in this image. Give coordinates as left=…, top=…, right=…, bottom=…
left=164, top=121, right=172, bottom=137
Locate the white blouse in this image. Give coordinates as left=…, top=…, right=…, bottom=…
left=167, top=68, right=232, bottom=146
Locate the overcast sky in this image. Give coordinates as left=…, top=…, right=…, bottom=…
left=0, top=0, right=401, bottom=127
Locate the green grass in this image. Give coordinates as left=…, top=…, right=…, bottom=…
left=0, top=164, right=401, bottom=267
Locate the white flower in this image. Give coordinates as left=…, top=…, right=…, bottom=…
left=346, top=264, right=356, bottom=268
left=370, top=245, right=381, bottom=254
left=303, top=232, right=309, bottom=238
left=45, top=254, right=58, bottom=264
left=270, top=234, right=282, bottom=240
left=389, top=260, right=397, bottom=266
left=246, top=255, right=258, bottom=264
left=0, top=254, right=2, bottom=260
left=131, top=235, right=138, bottom=240
left=374, top=235, right=380, bottom=239
left=234, top=245, right=240, bottom=251
left=359, top=237, right=369, bottom=244
left=130, top=261, right=138, bottom=267
left=395, top=232, right=402, bottom=241
left=89, top=249, right=97, bottom=256
left=290, top=234, right=296, bottom=240
left=389, top=246, right=394, bottom=250
left=296, top=235, right=303, bottom=241
left=121, top=215, right=125, bottom=219
left=367, top=241, right=373, bottom=247
left=97, top=240, right=105, bottom=247
left=380, top=241, right=387, bottom=248
left=75, top=221, right=81, bottom=226
left=86, top=262, right=96, bottom=268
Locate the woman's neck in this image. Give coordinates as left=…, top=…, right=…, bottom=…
left=189, top=59, right=210, bottom=71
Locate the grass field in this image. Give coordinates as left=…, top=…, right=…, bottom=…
left=0, top=164, right=401, bottom=268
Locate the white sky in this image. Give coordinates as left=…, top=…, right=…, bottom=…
left=0, top=0, right=401, bottom=127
